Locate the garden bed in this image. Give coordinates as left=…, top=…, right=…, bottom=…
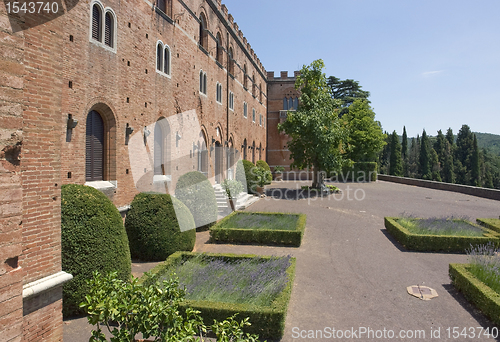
left=384, top=216, right=500, bottom=252
left=449, top=263, right=500, bottom=327
left=209, top=212, right=306, bottom=246
left=477, top=218, right=500, bottom=234
left=140, top=251, right=296, bottom=340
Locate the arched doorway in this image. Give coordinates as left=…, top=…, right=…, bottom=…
left=86, top=110, right=105, bottom=181
left=154, top=118, right=171, bottom=180
left=252, top=141, right=256, bottom=164
left=215, top=141, right=222, bottom=183
left=243, top=138, right=247, bottom=160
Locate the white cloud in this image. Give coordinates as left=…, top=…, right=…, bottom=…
left=421, top=70, right=444, bottom=77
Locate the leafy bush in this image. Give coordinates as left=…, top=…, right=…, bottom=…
left=80, top=271, right=262, bottom=342
left=221, top=179, right=244, bottom=199
left=61, top=184, right=131, bottom=317
left=240, top=160, right=258, bottom=194
left=256, top=160, right=272, bottom=184
left=235, top=160, right=248, bottom=193
left=175, top=171, right=218, bottom=229
left=125, top=193, right=196, bottom=261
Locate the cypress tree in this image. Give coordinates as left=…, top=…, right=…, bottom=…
left=446, top=128, right=454, bottom=146
left=419, top=129, right=431, bottom=180
left=471, top=134, right=480, bottom=186
left=442, top=140, right=455, bottom=183
left=389, top=130, right=403, bottom=176
left=402, top=126, right=408, bottom=160
left=455, top=124, right=474, bottom=184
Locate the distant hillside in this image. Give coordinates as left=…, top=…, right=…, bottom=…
left=474, top=132, right=500, bottom=157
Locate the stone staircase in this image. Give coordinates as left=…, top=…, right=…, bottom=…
left=213, top=184, right=260, bottom=215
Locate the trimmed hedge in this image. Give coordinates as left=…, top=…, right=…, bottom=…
left=340, top=162, right=377, bottom=182
left=125, top=193, right=196, bottom=261
left=384, top=217, right=500, bottom=252
left=477, top=218, right=500, bottom=234
left=256, top=160, right=272, bottom=185
left=241, top=159, right=258, bottom=194
left=449, top=263, right=500, bottom=327
left=61, top=184, right=131, bottom=317
left=210, top=212, right=306, bottom=247
left=140, top=252, right=296, bottom=340
left=175, top=171, right=218, bottom=230
left=235, top=159, right=248, bottom=193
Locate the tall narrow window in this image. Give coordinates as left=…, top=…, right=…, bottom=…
left=243, top=65, right=248, bottom=88
left=92, top=4, right=102, bottom=42
left=163, top=46, right=170, bottom=75
left=216, top=33, right=223, bottom=64
left=259, top=114, right=262, bottom=126
left=229, top=92, right=234, bottom=110
left=157, top=0, right=165, bottom=13
left=216, top=83, right=222, bottom=103
left=252, top=108, right=256, bottom=123
left=243, top=102, right=247, bottom=118
left=259, top=83, right=262, bottom=102
left=283, top=97, right=288, bottom=110
left=86, top=110, right=105, bottom=181
left=199, top=14, right=208, bottom=49
left=199, top=70, right=203, bottom=93
left=157, top=43, right=163, bottom=71
left=228, top=48, right=234, bottom=75
left=289, top=97, right=294, bottom=110
left=203, top=73, right=207, bottom=94
left=252, top=74, right=256, bottom=96
left=104, top=12, right=113, bottom=47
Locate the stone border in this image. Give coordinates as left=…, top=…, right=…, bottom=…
left=378, top=174, right=500, bottom=201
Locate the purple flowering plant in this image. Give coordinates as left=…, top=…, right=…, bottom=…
left=160, top=254, right=291, bottom=306
left=397, top=213, right=484, bottom=237
left=467, top=242, right=500, bottom=295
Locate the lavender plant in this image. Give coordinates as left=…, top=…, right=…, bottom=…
left=467, top=243, right=500, bottom=295
left=397, top=213, right=483, bottom=237
left=161, top=255, right=291, bottom=306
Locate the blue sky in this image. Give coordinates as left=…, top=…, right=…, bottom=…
left=222, top=0, right=500, bottom=137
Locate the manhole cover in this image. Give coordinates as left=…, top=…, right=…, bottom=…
left=407, top=285, right=438, bottom=300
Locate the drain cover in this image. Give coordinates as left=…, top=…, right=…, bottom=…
left=407, top=285, right=438, bottom=300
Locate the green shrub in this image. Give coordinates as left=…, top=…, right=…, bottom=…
left=210, top=212, right=307, bottom=246
left=477, top=218, right=500, bottom=233
left=141, top=252, right=296, bottom=340
left=125, top=193, right=196, bottom=261
left=235, top=159, right=248, bottom=193
left=384, top=217, right=500, bottom=252
left=340, top=162, right=377, bottom=182
left=241, top=160, right=258, bottom=194
left=449, top=263, right=500, bottom=327
left=61, top=184, right=131, bottom=317
left=256, top=160, right=272, bottom=184
left=175, top=171, right=218, bottom=230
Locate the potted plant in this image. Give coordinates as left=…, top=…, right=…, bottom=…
left=221, top=179, right=243, bottom=211
left=253, top=167, right=271, bottom=196
left=273, top=166, right=285, bottom=181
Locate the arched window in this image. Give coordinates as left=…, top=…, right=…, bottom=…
left=199, top=70, right=203, bottom=93
left=104, top=12, right=113, bottom=47
left=243, top=102, right=248, bottom=118
left=243, top=138, right=247, bottom=160
left=163, top=45, right=170, bottom=75
left=216, top=82, right=222, bottom=103
left=259, top=143, right=262, bottom=161
left=283, top=97, right=288, bottom=110
left=216, top=32, right=223, bottom=64
left=157, top=0, right=172, bottom=17
left=228, top=47, right=234, bottom=75
left=157, top=42, right=163, bottom=71
left=252, top=108, right=256, bottom=123
left=86, top=110, right=105, bottom=181
left=243, top=64, right=248, bottom=89
left=294, top=96, right=299, bottom=109
left=154, top=119, right=171, bottom=177
left=92, top=4, right=102, bottom=42
left=199, top=70, right=207, bottom=94
left=252, top=141, right=256, bottom=164
left=199, top=14, right=208, bottom=49
left=289, top=97, right=294, bottom=110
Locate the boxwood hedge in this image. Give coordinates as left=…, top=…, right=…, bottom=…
left=210, top=212, right=306, bottom=246
left=449, top=263, right=500, bottom=327
left=477, top=218, right=500, bottom=234
left=256, top=160, right=272, bottom=184
left=61, top=184, right=131, bottom=317
left=175, top=171, right=218, bottom=230
left=384, top=217, right=500, bottom=252
left=125, top=193, right=196, bottom=261
left=140, top=252, right=296, bottom=340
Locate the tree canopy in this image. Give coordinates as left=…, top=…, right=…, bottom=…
left=278, top=59, right=348, bottom=188
left=327, top=76, right=370, bottom=116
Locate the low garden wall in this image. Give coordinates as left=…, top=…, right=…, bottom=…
left=378, top=175, right=500, bottom=201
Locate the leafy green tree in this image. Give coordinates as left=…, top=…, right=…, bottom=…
left=455, top=124, right=474, bottom=184
left=419, top=129, right=431, bottom=180
left=378, top=131, right=391, bottom=174
left=389, top=131, right=403, bottom=176
left=278, top=59, right=348, bottom=188
left=446, top=128, right=455, bottom=146
left=327, top=76, right=370, bottom=116
left=343, top=99, right=386, bottom=162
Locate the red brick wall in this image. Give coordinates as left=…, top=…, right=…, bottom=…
left=60, top=0, right=267, bottom=207
left=0, top=2, right=25, bottom=341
